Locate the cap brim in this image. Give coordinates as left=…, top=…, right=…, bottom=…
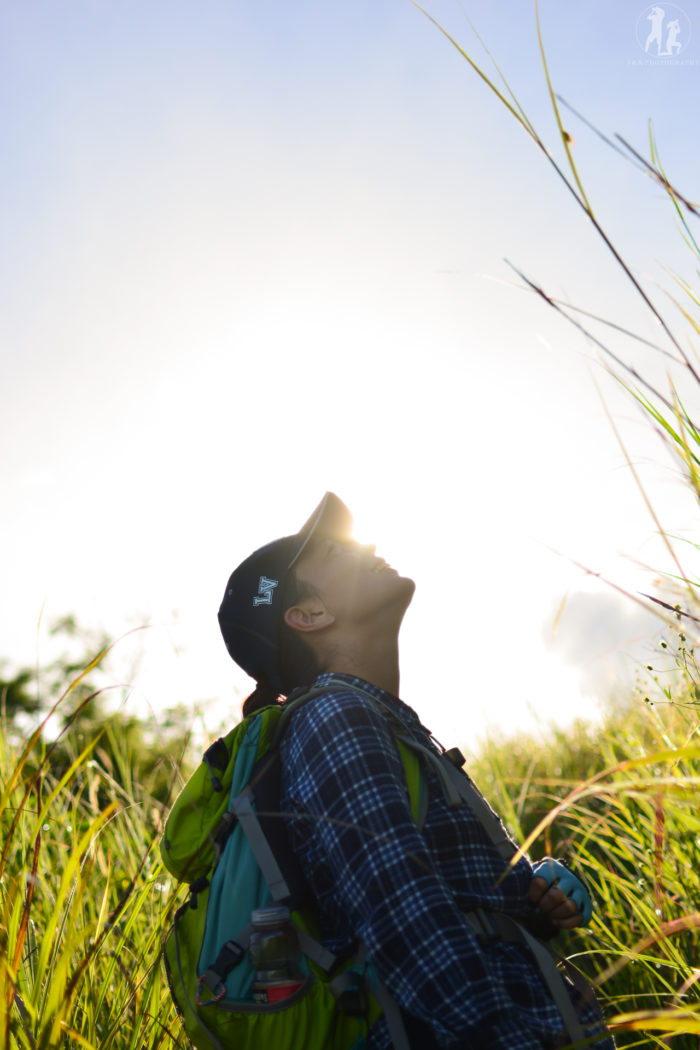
left=289, top=492, right=353, bottom=567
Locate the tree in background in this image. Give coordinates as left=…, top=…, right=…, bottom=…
left=0, top=615, right=194, bottom=807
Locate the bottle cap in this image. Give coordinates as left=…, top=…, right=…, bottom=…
left=251, top=905, right=291, bottom=927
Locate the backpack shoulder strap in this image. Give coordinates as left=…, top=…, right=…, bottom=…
left=279, top=680, right=516, bottom=861
left=274, top=682, right=425, bottom=824
left=392, top=733, right=518, bottom=863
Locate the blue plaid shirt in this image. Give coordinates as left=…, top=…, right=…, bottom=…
left=279, top=673, right=614, bottom=1050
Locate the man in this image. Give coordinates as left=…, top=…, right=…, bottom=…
left=218, top=493, right=614, bottom=1049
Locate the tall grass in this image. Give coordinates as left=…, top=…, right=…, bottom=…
left=417, top=4, right=700, bottom=1044
left=4, top=651, right=700, bottom=1048
left=0, top=684, right=188, bottom=1050
left=3, top=8, right=699, bottom=1048
left=469, top=672, right=700, bottom=1048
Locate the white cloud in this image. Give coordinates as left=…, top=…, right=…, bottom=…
left=543, top=588, right=664, bottom=702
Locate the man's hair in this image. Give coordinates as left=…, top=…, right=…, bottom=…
left=241, top=567, right=320, bottom=716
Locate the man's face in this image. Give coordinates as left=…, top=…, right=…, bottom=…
left=290, top=536, right=415, bottom=631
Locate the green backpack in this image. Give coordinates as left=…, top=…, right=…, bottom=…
left=160, top=685, right=423, bottom=1050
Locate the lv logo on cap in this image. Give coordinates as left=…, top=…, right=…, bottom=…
left=253, top=576, right=278, bottom=606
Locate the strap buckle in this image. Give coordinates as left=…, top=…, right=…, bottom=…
left=329, top=970, right=368, bottom=1017
left=465, top=908, right=502, bottom=947
left=195, top=975, right=226, bottom=1006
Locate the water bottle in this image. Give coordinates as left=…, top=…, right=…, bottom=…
left=249, top=905, right=304, bottom=1003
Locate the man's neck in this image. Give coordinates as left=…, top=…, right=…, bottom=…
left=318, top=633, right=401, bottom=697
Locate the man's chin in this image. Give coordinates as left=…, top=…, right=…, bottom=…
left=375, top=572, right=415, bottom=620
left=396, top=574, right=416, bottom=604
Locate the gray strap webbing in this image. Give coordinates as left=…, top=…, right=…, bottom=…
left=286, top=680, right=517, bottom=863
left=394, top=732, right=462, bottom=806
left=230, top=791, right=337, bottom=970
left=271, top=685, right=334, bottom=748
left=232, top=789, right=291, bottom=901
left=416, top=776, right=429, bottom=831
left=328, top=969, right=358, bottom=1000
left=439, top=757, right=518, bottom=863
left=515, top=926, right=587, bottom=1045
left=464, top=910, right=587, bottom=1045
left=366, top=969, right=411, bottom=1050
left=296, top=928, right=337, bottom=974
left=393, top=732, right=517, bottom=864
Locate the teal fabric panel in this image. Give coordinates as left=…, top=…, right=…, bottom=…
left=198, top=715, right=264, bottom=998
left=197, top=714, right=310, bottom=1001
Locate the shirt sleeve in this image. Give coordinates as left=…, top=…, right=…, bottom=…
left=280, top=689, right=521, bottom=1044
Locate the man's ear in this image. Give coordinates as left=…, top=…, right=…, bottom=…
left=283, top=598, right=335, bottom=634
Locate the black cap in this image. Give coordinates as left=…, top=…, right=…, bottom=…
left=218, top=492, right=353, bottom=693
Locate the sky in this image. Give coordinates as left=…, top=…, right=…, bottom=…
left=2, top=0, right=699, bottom=749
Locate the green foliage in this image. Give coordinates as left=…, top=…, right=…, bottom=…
left=0, top=668, right=42, bottom=722
left=1, top=619, right=194, bottom=806
left=467, top=668, right=700, bottom=1048
left=0, top=669, right=192, bottom=1049
left=6, top=641, right=700, bottom=1049
left=415, top=3, right=700, bottom=1041
left=0, top=622, right=199, bottom=1047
